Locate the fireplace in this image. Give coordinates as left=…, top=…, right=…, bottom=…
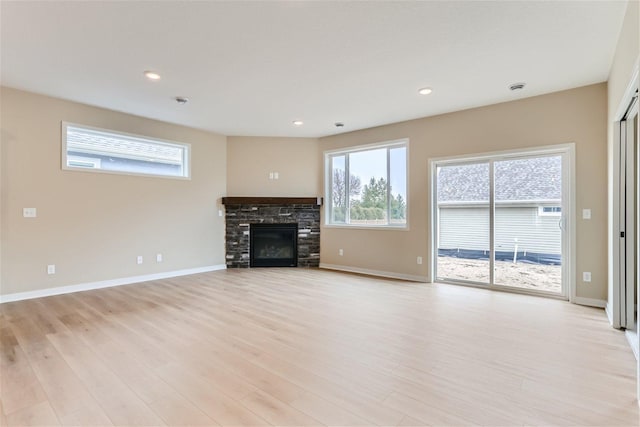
left=222, top=197, right=320, bottom=268
left=250, top=223, right=298, bottom=267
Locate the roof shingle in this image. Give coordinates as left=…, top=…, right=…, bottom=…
left=437, top=156, right=561, bottom=202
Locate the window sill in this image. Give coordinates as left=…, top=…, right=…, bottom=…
left=322, top=224, right=410, bottom=231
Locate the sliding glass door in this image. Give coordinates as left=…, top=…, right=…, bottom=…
left=433, top=146, right=572, bottom=297
left=493, top=156, right=563, bottom=293
left=436, top=162, right=490, bottom=284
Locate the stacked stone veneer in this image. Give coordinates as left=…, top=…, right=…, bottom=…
left=224, top=203, right=320, bottom=268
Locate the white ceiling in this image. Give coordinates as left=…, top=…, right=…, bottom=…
left=0, top=1, right=628, bottom=138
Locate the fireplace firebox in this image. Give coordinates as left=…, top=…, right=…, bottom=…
left=250, top=223, right=298, bottom=267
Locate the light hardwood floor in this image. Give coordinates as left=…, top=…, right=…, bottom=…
left=1, top=268, right=639, bottom=426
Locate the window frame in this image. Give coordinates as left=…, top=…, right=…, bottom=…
left=324, top=138, right=409, bottom=230
left=61, top=121, right=191, bottom=180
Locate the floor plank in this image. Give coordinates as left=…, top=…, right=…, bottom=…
left=0, top=323, right=49, bottom=416
left=4, top=401, right=60, bottom=427
left=1, top=268, right=638, bottom=426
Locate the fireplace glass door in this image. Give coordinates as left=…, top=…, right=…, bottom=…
left=250, top=223, right=298, bottom=267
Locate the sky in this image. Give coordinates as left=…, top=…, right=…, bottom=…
left=346, top=146, right=407, bottom=199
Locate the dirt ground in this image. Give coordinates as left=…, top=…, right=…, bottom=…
left=436, top=256, right=561, bottom=293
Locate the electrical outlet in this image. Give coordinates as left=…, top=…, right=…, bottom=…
left=417, top=256, right=423, bottom=265
left=274, top=172, right=279, bottom=179
left=23, top=208, right=37, bottom=218
left=218, top=209, right=223, bottom=217
left=582, top=209, right=591, bottom=219
left=583, top=272, right=592, bottom=282
left=156, top=253, right=163, bottom=263
left=47, top=265, right=55, bottom=275
left=137, top=256, right=143, bottom=265
left=339, top=249, right=344, bottom=256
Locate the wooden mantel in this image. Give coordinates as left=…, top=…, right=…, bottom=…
left=221, top=197, right=322, bottom=206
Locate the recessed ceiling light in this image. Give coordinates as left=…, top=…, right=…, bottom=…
left=509, top=82, right=526, bottom=91
left=293, top=120, right=304, bottom=126
left=418, top=87, right=433, bottom=95
left=144, top=70, right=161, bottom=81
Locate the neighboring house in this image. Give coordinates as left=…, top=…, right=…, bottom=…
left=437, top=156, right=562, bottom=264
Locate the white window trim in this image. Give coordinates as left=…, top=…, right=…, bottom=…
left=324, top=138, right=410, bottom=230
left=66, top=155, right=102, bottom=169
left=61, top=121, right=191, bottom=180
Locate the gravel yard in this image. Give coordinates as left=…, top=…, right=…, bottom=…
left=436, top=256, right=562, bottom=293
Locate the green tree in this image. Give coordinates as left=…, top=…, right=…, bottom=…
left=357, top=177, right=406, bottom=221
left=361, top=177, right=387, bottom=210
left=390, top=193, right=406, bottom=220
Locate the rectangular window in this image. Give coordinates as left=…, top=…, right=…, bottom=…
left=62, top=122, right=190, bottom=179
left=538, top=206, right=562, bottom=216
left=325, top=139, right=408, bottom=227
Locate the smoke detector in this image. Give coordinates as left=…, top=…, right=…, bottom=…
left=509, top=82, right=526, bottom=91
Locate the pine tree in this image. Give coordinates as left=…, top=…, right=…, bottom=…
left=361, top=177, right=387, bottom=210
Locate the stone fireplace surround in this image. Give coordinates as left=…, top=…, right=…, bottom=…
left=222, top=197, right=321, bottom=268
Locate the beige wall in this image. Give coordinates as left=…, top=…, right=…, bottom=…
left=227, top=136, right=320, bottom=197
left=319, top=84, right=608, bottom=300
left=607, top=0, right=639, bottom=307
left=607, top=0, right=639, bottom=115
left=0, top=87, right=227, bottom=296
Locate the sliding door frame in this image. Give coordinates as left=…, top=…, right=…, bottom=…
left=610, top=64, right=639, bottom=331
left=609, top=63, right=639, bottom=401
left=429, top=143, right=575, bottom=301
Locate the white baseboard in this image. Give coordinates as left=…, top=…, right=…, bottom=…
left=573, top=296, right=607, bottom=308
left=0, top=264, right=227, bottom=303
left=605, top=302, right=614, bottom=325
left=625, top=329, right=639, bottom=361
left=319, top=263, right=427, bottom=283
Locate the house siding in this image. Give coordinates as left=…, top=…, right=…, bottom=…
left=439, top=206, right=561, bottom=255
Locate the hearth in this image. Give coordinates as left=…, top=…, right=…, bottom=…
left=250, top=223, right=298, bottom=267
